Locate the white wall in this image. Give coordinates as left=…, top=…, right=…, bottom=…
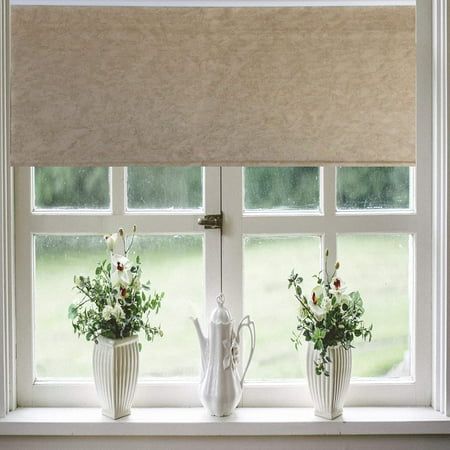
left=1, top=436, right=450, bottom=449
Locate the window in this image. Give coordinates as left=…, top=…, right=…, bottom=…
left=221, top=164, right=431, bottom=407
left=15, top=167, right=222, bottom=406
left=15, top=161, right=431, bottom=407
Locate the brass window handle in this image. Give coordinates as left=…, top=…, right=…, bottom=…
left=197, top=213, right=223, bottom=230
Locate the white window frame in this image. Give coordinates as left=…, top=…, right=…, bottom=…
left=14, top=166, right=222, bottom=407
left=221, top=164, right=430, bottom=407
left=2, top=0, right=450, bottom=417
left=15, top=166, right=429, bottom=407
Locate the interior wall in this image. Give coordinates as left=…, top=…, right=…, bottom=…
left=0, top=435, right=449, bottom=450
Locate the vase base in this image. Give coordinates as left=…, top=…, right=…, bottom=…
left=314, top=409, right=343, bottom=420
left=101, top=409, right=131, bottom=420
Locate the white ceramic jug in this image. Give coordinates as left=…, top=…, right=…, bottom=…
left=192, top=294, right=256, bottom=417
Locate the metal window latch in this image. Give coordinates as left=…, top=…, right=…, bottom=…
left=197, top=213, right=223, bottom=230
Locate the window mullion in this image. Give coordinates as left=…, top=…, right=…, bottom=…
left=22, top=214, right=203, bottom=234
left=322, top=165, right=337, bottom=268
left=203, top=167, right=222, bottom=321
left=221, top=167, right=244, bottom=325
left=111, top=167, right=125, bottom=215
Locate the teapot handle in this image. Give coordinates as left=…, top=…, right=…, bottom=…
left=237, top=315, right=256, bottom=388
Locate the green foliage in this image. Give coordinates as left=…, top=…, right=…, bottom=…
left=34, top=166, right=410, bottom=212
left=127, top=167, right=202, bottom=209
left=35, top=167, right=109, bottom=208
left=245, top=167, right=319, bottom=209
left=337, top=167, right=409, bottom=209
left=288, top=255, right=372, bottom=376
left=69, top=228, right=164, bottom=343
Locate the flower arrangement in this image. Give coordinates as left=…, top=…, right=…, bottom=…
left=69, top=226, right=164, bottom=344
left=288, top=250, right=372, bottom=376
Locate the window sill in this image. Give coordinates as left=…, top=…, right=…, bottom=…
left=0, top=407, right=449, bottom=436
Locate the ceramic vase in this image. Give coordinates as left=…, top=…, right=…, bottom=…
left=306, top=343, right=352, bottom=419
left=93, top=335, right=139, bottom=419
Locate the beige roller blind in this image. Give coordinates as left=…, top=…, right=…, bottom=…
left=10, top=6, right=415, bottom=167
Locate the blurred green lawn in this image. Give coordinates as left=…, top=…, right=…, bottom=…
left=35, top=234, right=410, bottom=380
left=244, top=234, right=410, bottom=379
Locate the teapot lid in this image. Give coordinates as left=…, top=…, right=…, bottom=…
left=210, top=294, right=232, bottom=324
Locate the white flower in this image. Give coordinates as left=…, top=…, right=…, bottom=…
left=112, top=303, right=125, bottom=321
left=102, top=305, right=114, bottom=321
left=310, top=303, right=326, bottom=321
left=333, top=292, right=351, bottom=305
left=107, top=293, right=115, bottom=305
left=111, top=254, right=132, bottom=286
left=104, top=233, right=119, bottom=253
left=73, top=275, right=83, bottom=287
left=321, top=295, right=333, bottom=313
left=310, top=285, right=325, bottom=304
left=329, top=277, right=346, bottom=296
left=102, top=303, right=125, bottom=322
left=308, top=285, right=326, bottom=320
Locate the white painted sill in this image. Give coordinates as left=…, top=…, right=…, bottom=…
left=0, top=407, right=449, bottom=436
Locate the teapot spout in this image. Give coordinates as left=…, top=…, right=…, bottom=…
left=191, top=317, right=208, bottom=374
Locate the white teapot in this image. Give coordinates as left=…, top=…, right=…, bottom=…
left=191, top=294, right=256, bottom=417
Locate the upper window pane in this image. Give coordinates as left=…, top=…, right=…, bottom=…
left=336, top=167, right=410, bottom=210
left=127, top=167, right=203, bottom=210
left=244, top=167, right=320, bottom=211
left=34, top=167, right=110, bottom=210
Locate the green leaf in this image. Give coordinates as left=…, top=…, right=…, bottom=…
left=68, top=303, right=78, bottom=320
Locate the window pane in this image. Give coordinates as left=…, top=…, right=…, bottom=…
left=134, top=235, right=203, bottom=377
left=35, top=234, right=203, bottom=379
left=244, top=167, right=320, bottom=211
left=337, top=234, right=411, bottom=378
left=127, top=167, right=203, bottom=210
left=336, top=167, right=410, bottom=210
left=34, top=167, right=110, bottom=209
left=243, top=235, right=321, bottom=379
left=35, top=235, right=104, bottom=377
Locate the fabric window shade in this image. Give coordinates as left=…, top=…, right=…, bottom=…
left=10, top=6, right=415, bottom=167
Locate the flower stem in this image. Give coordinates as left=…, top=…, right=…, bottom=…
left=125, top=227, right=136, bottom=256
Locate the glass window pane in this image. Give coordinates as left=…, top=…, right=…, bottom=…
left=34, top=167, right=110, bottom=210
left=244, top=167, right=320, bottom=211
left=243, top=235, right=321, bottom=379
left=337, top=234, right=411, bottom=378
left=127, top=167, right=203, bottom=210
left=35, top=234, right=203, bottom=379
left=336, top=167, right=410, bottom=210
left=134, top=235, right=203, bottom=377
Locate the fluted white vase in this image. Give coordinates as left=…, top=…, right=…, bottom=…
left=93, top=335, right=139, bottom=419
left=306, top=343, right=352, bottom=420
